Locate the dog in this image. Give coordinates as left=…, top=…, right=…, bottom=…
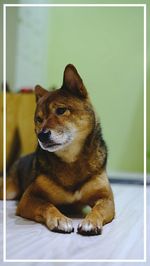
left=1, top=64, right=115, bottom=235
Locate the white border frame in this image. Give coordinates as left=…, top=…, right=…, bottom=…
left=3, top=3, right=147, bottom=263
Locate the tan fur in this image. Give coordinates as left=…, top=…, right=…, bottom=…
left=0, top=64, right=115, bottom=235
left=0, top=177, right=20, bottom=200
left=6, top=179, right=19, bottom=200
left=55, top=126, right=91, bottom=163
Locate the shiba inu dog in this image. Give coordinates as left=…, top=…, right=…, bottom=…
left=1, top=64, right=115, bottom=235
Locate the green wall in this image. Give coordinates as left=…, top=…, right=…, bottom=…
left=46, top=4, right=145, bottom=173
left=1, top=0, right=149, bottom=174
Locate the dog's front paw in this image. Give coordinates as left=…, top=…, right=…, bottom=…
left=46, top=214, right=74, bottom=233
left=77, top=215, right=102, bottom=236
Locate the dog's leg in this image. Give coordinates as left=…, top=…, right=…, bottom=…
left=78, top=197, right=115, bottom=235
left=0, top=177, right=3, bottom=199
left=77, top=172, right=115, bottom=235
left=16, top=184, right=74, bottom=233
left=0, top=176, right=21, bottom=200
left=0, top=159, right=22, bottom=200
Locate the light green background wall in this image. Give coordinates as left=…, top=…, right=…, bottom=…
left=46, top=6, right=144, bottom=173
left=1, top=0, right=149, bottom=174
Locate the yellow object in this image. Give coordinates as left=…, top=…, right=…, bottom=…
left=0, top=93, right=37, bottom=172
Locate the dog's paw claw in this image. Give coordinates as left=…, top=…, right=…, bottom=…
left=77, top=220, right=102, bottom=236
left=47, top=216, right=74, bottom=233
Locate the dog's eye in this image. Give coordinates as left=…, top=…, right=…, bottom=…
left=56, top=107, right=67, bottom=115
left=36, top=116, right=43, bottom=123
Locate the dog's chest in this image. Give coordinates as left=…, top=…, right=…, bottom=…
left=52, top=159, right=92, bottom=189
left=36, top=151, right=100, bottom=205
left=35, top=170, right=103, bottom=206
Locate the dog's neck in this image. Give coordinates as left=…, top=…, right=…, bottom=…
left=55, top=130, right=89, bottom=163
left=55, top=117, right=98, bottom=164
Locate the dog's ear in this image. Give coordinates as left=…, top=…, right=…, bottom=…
left=62, top=64, right=88, bottom=98
left=34, top=85, right=48, bottom=102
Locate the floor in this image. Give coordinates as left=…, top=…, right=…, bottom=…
left=0, top=182, right=149, bottom=265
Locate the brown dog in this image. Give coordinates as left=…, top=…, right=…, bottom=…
left=1, top=64, right=115, bottom=235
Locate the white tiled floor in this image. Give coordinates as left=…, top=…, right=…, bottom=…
left=0, top=183, right=149, bottom=265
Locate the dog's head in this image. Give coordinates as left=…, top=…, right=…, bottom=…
left=34, top=64, right=95, bottom=153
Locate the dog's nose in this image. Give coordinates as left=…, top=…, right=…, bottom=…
left=38, top=131, right=51, bottom=143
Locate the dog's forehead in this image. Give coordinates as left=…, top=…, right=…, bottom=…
left=36, top=89, right=69, bottom=112
left=39, top=90, right=61, bottom=104
left=36, top=88, right=87, bottom=116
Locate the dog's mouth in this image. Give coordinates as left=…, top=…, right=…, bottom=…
left=38, top=139, right=71, bottom=152
left=43, top=142, right=61, bottom=148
